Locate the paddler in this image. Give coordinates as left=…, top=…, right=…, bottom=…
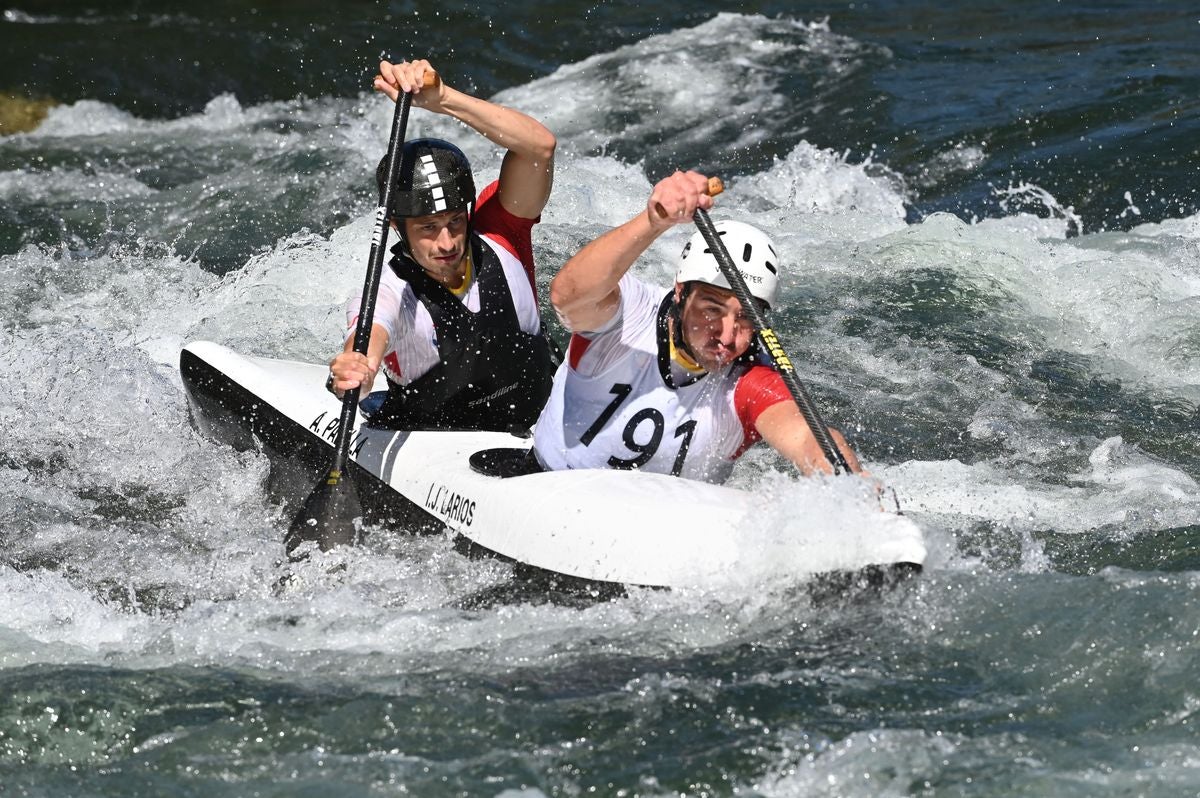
left=531, top=170, right=864, bottom=483
left=327, top=58, right=557, bottom=432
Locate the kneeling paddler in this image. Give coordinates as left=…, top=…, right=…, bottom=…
left=328, top=58, right=558, bottom=432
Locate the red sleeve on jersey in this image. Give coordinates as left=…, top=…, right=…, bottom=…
left=472, top=179, right=539, bottom=296
left=732, top=365, right=792, bottom=457
left=567, top=333, right=594, bottom=370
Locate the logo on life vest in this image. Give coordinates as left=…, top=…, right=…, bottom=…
left=466, top=380, right=519, bottom=408
left=424, top=482, right=475, bottom=526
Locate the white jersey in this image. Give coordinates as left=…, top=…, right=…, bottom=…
left=533, top=275, right=753, bottom=484
left=346, top=233, right=542, bottom=385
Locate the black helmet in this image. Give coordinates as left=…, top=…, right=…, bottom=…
left=377, top=138, right=476, bottom=218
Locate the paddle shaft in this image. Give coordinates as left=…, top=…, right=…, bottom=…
left=325, top=73, right=437, bottom=485
left=691, top=205, right=851, bottom=475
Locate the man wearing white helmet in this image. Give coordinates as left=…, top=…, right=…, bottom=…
left=531, top=170, right=862, bottom=482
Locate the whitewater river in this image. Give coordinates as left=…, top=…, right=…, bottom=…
left=1, top=3, right=1199, bottom=795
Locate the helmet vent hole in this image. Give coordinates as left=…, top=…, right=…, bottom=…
left=742, top=243, right=753, bottom=262
left=765, top=260, right=777, bottom=275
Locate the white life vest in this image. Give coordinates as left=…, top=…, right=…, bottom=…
left=533, top=276, right=750, bottom=484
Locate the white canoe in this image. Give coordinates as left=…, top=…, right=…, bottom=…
left=180, top=340, right=926, bottom=590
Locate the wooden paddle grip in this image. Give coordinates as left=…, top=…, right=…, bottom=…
left=376, top=69, right=441, bottom=92
left=653, top=176, right=724, bottom=219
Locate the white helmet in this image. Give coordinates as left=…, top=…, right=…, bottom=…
left=675, top=220, right=780, bottom=308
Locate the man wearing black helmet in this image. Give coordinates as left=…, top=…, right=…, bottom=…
left=532, top=171, right=863, bottom=483
left=328, top=59, right=557, bottom=432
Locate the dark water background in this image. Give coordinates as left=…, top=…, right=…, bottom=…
left=2, top=2, right=1200, bottom=796
left=4, top=0, right=1199, bottom=269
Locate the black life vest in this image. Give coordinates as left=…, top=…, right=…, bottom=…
left=368, top=234, right=556, bottom=432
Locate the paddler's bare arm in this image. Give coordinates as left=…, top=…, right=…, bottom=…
left=551, top=170, right=714, bottom=332
left=755, top=401, right=864, bottom=476
left=375, top=59, right=556, bottom=219
left=328, top=324, right=389, bottom=398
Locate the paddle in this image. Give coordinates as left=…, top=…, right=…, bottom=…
left=683, top=180, right=853, bottom=475
left=285, top=70, right=439, bottom=554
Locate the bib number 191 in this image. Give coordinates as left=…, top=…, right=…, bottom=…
left=579, top=383, right=696, bottom=476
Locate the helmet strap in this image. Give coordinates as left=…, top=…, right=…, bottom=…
left=669, top=283, right=703, bottom=366
left=386, top=217, right=413, bottom=264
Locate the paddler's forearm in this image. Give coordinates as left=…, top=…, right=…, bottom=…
left=344, top=323, right=389, bottom=363
left=550, top=212, right=664, bottom=331
left=756, top=402, right=864, bottom=476
left=437, top=86, right=555, bottom=165
left=374, top=60, right=555, bottom=217
left=330, top=323, right=389, bottom=396
left=438, top=86, right=556, bottom=218
left=551, top=170, right=711, bottom=331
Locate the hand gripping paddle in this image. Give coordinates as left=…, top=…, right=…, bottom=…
left=682, top=177, right=852, bottom=475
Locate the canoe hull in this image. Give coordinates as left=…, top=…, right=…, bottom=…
left=180, top=341, right=928, bottom=591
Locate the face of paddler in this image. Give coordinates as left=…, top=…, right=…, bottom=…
left=674, top=281, right=758, bottom=372
left=402, top=209, right=469, bottom=287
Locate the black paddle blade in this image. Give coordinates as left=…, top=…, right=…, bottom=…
left=285, top=468, right=362, bottom=554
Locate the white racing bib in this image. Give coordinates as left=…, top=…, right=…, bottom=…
left=534, top=276, right=749, bottom=484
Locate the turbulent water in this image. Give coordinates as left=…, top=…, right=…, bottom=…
left=2, top=2, right=1200, bottom=795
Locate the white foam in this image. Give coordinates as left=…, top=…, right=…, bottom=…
left=887, top=436, right=1200, bottom=539
left=990, top=181, right=1083, bottom=238
left=27, top=94, right=244, bottom=138
left=30, top=100, right=148, bottom=137
left=750, top=728, right=958, bottom=797
left=698, top=471, right=926, bottom=593
left=494, top=13, right=885, bottom=158
left=0, top=166, right=157, bottom=202
left=736, top=140, right=909, bottom=236
left=0, top=566, right=148, bottom=667
left=837, top=207, right=1200, bottom=399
